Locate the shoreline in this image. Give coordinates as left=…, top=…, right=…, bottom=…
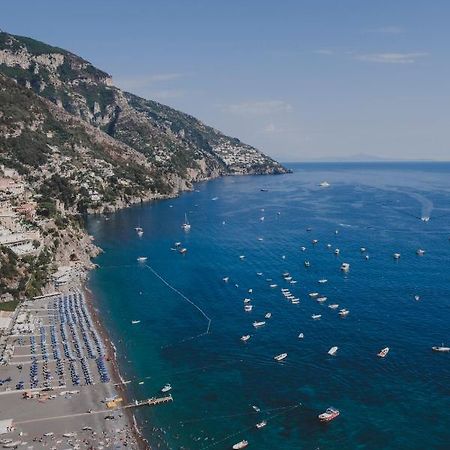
left=83, top=284, right=150, bottom=450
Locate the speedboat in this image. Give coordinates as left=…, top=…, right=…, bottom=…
left=319, top=181, right=330, bottom=187
left=291, top=298, right=300, bottom=304
left=284, top=276, right=293, bottom=281
left=318, top=407, right=340, bottom=422
left=239, top=255, right=246, bottom=260
left=393, top=253, right=401, bottom=260
left=416, top=249, right=425, bottom=256
left=252, top=405, right=260, bottom=412
left=161, top=384, right=172, bottom=393
left=421, top=216, right=430, bottom=222
left=317, top=296, right=327, bottom=303
left=269, top=284, right=278, bottom=288
left=432, top=345, right=450, bottom=352
left=328, top=304, right=339, bottom=309
left=137, top=229, right=144, bottom=237
left=309, top=292, right=319, bottom=298
left=312, top=239, right=319, bottom=245
left=274, top=353, right=288, bottom=361
left=298, top=333, right=304, bottom=339
left=340, top=262, right=350, bottom=271
left=334, top=248, right=340, bottom=255
left=253, top=321, right=266, bottom=328
left=290, top=280, right=297, bottom=284
left=304, top=260, right=310, bottom=267
left=241, top=335, right=251, bottom=342
left=301, top=246, right=306, bottom=251
left=339, top=309, right=349, bottom=317
left=182, top=213, right=191, bottom=231
left=131, top=320, right=141, bottom=325
left=377, top=347, right=390, bottom=358
left=244, top=305, right=253, bottom=312
left=265, top=313, right=272, bottom=319
left=137, top=256, right=147, bottom=263
left=223, top=277, right=230, bottom=282
left=328, top=346, right=338, bottom=356
left=243, top=298, right=252, bottom=303
left=178, top=247, right=187, bottom=254
left=318, top=279, right=328, bottom=284
left=312, top=314, right=322, bottom=320
left=256, top=420, right=267, bottom=429
left=232, top=440, right=249, bottom=449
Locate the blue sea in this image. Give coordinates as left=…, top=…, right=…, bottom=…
left=87, top=163, right=450, bottom=450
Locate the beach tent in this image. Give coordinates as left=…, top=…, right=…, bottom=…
left=0, top=418, right=13, bottom=434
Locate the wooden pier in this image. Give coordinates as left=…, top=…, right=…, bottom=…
left=133, top=394, right=173, bottom=408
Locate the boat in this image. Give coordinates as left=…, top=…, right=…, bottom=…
left=416, top=249, right=425, bottom=256
left=131, top=320, right=141, bottom=325
left=319, top=181, right=330, bottom=187
left=298, top=333, right=304, bottom=339
left=256, top=272, right=263, bottom=276
left=253, top=321, right=266, bottom=328
left=137, top=256, right=148, bottom=263
left=244, top=305, right=253, bottom=312
left=360, top=247, right=367, bottom=252
left=265, top=313, right=272, bottom=319
left=309, top=292, right=319, bottom=298
left=432, top=345, right=450, bottom=352
left=291, top=298, right=300, bottom=304
left=312, top=314, right=322, bottom=320
left=174, top=242, right=181, bottom=247
left=365, top=255, right=370, bottom=260
left=269, top=284, right=278, bottom=288
left=301, top=246, right=306, bottom=251
left=377, top=347, right=390, bottom=358
left=304, top=260, right=310, bottom=267
left=243, top=298, right=252, bottom=303
left=239, top=255, right=246, bottom=260
left=137, top=229, right=144, bottom=237
left=257, top=237, right=264, bottom=241
left=232, top=440, right=249, bottom=449
left=211, top=196, right=219, bottom=201
left=178, top=247, right=187, bottom=254
left=328, top=346, right=338, bottom=356
left=274, top=353, right=288, bottom=361
left=260, top=188, right=269, bottom=192
left=284, top=276, right=292, bottom=281
left=414, top=295, right=420, bottom=301
left=248, top=288, right=253, bottom=293
left=161, top=384, right=172, bottom=393
left=334, top=248, right=340, bottom=255
left=252, top=405, right=260, bottom=412
left=241, top=335, right=251, bottom=342
left=318, top=279, right=328, bottom=284
left=290, top=280, right=298, bottom=284
left=312, top=239, right=319, bottom=245
left=393, top=253, right=401, bottom=259
left=260, top=216, right=265, bottom=221
left=328, top=304, right=339, bottom=309
left=327, top=243, right=332, bottom=248
left=182, top=213, right=191, bottom=231
left=317, top=296, right=327, bottom=303
left=256, top=420, right=267, bottom=429
left=421, top=216, right=430, bottom=222
left=339, top=308, right=349, bottom=317
left=318, top=407, right=340, bottom=422
left=340, top=262, right=350, bottom=271
left=223, top=277, right=230, bottom=282
left=3, top=442, right=22, bottom=449
left=283, top=272, right=290, bottom=277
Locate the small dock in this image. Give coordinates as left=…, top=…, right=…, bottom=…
left=133, top=394, right=173, bottom=407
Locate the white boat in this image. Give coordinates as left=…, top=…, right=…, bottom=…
left=182, top=213, right=191, bottom=231
left=432, top=345, right=450, bottom=352
left=416, top=249, right=425, bottom=256
left=243, top=298, right=252, bottom=303
left=360, top=247, right=367, bottom=253
left=131, top=320, right=141, bottom=325
left=365, top=255, right=370, bottom=260
left=327, top=243, right=332, bottom=248
left=253, top=321, right=266, bottom=328
left=63, top=433, right=76, bottom=438
left=241, top=335, right=251, bottom=342
left=239, top=255, right=246, bottom=260
left=339, top=308, right=349, bottom=317
left=414, top=295, right=420, bottom=301
left=256, top=420, right=267, bottom=429
left=317, top=296, right=327, bottom=303
left=298, top=333, right=304, bottom=339
left=137, top=256, right=147, bottom=263
left=264, top=313, right=272, bottom=319
left=178, top=247, right=187, bottom=254
left=393, top=253, right=401, bottom=259
left=328, top=346, right=338, bottom=356
left=340, top=262, right=350, bottom=271
left=318, top=279, right=328, bottom=284
left=328, top=304, right=339, bottom=309
left=161, top=384, right=172, bottom=393
left=312, top=239, right=318, bottom=245
left=244, top=305, right=253, bottom=312
left=334, top=248, right=340, bottom=255
left=174, top=242, right=181, bottom=247
left=223, top=277, right=230, bottom=282
left=281, top=288, right=290, bottom=292
left=312, top=314, right=322, bottom=320
left=291, top=299, right=300, bottom=304
left=232, top=440, right=249, bottom=449
left=318, top=407, right=340, bottom=422
left=377, top=347, right=390, bottom=358
left=269, top=284, right=278, bottom=288
left=256, top=272, right=263, bottom=276
left=290, top=280, right=298, bottom=284
left=248, top=288, right=253, bottom=293
left=274, top=353, right=288, bottom=361
left=304, top=260, right=311, bottom=267
left=421, top=216, right=430, bottom=222
left=3, top=442, right=22, bottom=448
left=252, top=405, right=261, bottom=412
left=257, top=237, right=264, bottom=241
left=137, top=229, right=144, bottom=237
left=260, top=216, right=265, bottom=221
left=284, top=276, right=293, bottom=281
left=301, top=246, right=306, bottom=251
left=319, top=181, right=330, bottom=187
left=309, top=292, right=319, bottom=298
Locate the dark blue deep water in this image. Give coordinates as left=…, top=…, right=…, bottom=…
left=88, top=163, right=450, bottom=450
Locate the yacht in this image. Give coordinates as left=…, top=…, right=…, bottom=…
left=232, top=440, right=249, bottom=449
left=312, top=314, right=322, bottom=320
left=181, top=213, right=191, bottom=231
left=318, top=407, right=340, bottom=422
left=340, top=262, right=350, bottom=271
left=339, top=308, right=349, bottom=317
left=328, top=346, right=338, bottom=356
left=432, top=345, right=450, bottom=352
left=137, top=257, right=147, bottom=263
left=256, top=420, right=267, bottom=429
left=241, top=335, right=251, bottom=342
left=274, top=353, right=288, bottom=361
left=377, top=347, right=390, bottom=358
left=161, top=384, right=172, bottom=393
left=253, top=321, right=266, bottom=328
left=265, top=312, right=272, bottom=319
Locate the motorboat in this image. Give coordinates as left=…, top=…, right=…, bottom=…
left=328, top=304, right=339, bottom=309
left=318, top=407, right=340, bottom=422
left=131, top=320, right=141, bottom=325
left=284, top=276, right=293, bottom=281
left=339, top=309, right=349, bottom=317
left=298, top=333, right=304, bottom=339
left=291, top=298, right=300, bottom=304
left=432, top=345, right=450, bottom=352
left=301, top=246, right=306, bottom=251
left=239, top=255, right=246, bottom=260
left=182, top=213, right=191, bottom=231
left=421, top=216, right=430, bottom=222
left=327, top=243, right=332, bottom=248
left=241, top=335, right=251, bottom=342
left=416, top=249, right=425, bottom=256
left=319, top=181, right=330, bottom=187
left=340, top=262, right=350, bottom=271
left=312, top=314, right=322, bottom=320
left=318, top=279, right=328, bottom=284
left=414, top=295, right=420, bottom=301
left=309, top=292, right=319, bottom=298
left=137, top=256, right=147, bottom=263
left=223, top=277, right=230, bottom=282
left=304, top=260, right=310, bottom=267
left=290, top=280, right=298, bottom=284
left=243, top=298, right=252, bottom=303
left=274, top=353, right=288, bottom=361
left=312, top=239, right=319, bottom=245
left=253, top=321, right=266, bottom=328
left=252, top=405, right=260, bottom=412
left=317, top=296, right=327, bottom=303
left=161, top=384, right=172, bottom=393
left=334, top=248, right=340, bottom=255
left=178, top=247, right=187, bottom=254
left=269, top=284, right=278, bottom=288
left=265, top=313, right=272, bottom=319
left=256, top=420, right=267, bottom=429
left=137, top=229, right=144, bottom=237
left=360, top=247, right=367, bottom=253
left=393, top=253, right=401, bottom=260
left=328, top=346, right=338, bottom=356
left=260, top=216, right=265, bottom=221
left=244, top=305, right=253, bottom=312
left=377, top=347, right=390, bottom=358
left=248, top=288, right=253, bottom=293
left=232, top=440, right=249, bottom=449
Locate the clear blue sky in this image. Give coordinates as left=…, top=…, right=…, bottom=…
left=2, top=1, right=449, bottom=161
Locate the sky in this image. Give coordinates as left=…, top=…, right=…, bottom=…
left=2, top=0, right=450, bottom=161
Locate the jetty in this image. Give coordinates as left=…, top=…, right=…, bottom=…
left=133, top=395, right=173, bottom=408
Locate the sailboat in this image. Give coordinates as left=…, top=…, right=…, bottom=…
left=182, top=213, right=191, bottom=231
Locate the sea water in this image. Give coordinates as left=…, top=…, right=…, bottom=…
left=88, top=162, right=450, bottom=449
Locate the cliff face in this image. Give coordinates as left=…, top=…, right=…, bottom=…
left=0, top=31, right=288, bottom=196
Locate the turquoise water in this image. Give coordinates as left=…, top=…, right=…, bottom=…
left=88, top=163, right=450, bottom=450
